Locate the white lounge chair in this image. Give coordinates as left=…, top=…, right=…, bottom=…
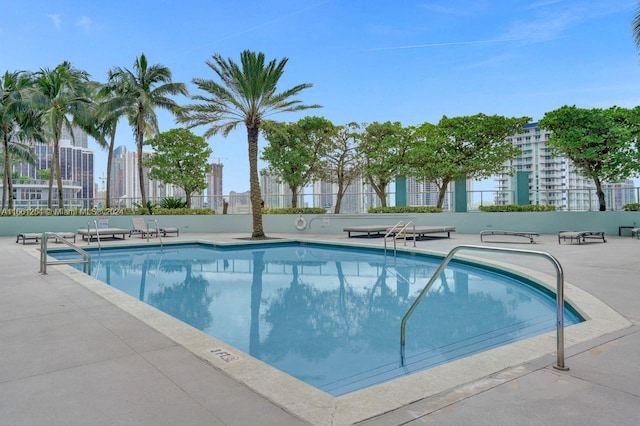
left=557, top=230, right=606, bottom=244
left=130, top=217, right=159, bottom=239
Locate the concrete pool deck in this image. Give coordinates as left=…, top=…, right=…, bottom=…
left=1, top=232, right=639, bottom=425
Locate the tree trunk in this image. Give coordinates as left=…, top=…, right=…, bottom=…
left=334, top=181, right=346, bottom=214
left=186, top=191, right=192, bottom=209
left=594, top=177, right=606, bottom=211
left=290, top=185, right=299, bottom=208
left=105, top=128, right=116, bottom=208
left=55, top=139, right=64, bottom=209
left=436, top=180, right=450, bottom=209
left=334, top=195, right=342, bottom=214
left=47, top=142, right=56, bottom=208
left=3, top=126, right=11, bottom=209
left=368, top=177, right=387, bottom=207
left=137, top=112, right=147, bottom=212
left=247, top=125, right=265, bottom=238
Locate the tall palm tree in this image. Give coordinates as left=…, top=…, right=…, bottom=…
left=106, top=54, right=187, bottom=210
left=32, top=62, right=92, bottom=208
left=76, top=81, right=127, bottom=208
left=0, top=70, right=40, bottom=209
left=0, top=124, right=39, bottom=209
left=633, top=5, right=640, bottom=48
left=179, top=50, right=320, bottom=238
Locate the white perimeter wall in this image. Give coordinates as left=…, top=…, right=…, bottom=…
left=1, top=212, right=638, bottom=237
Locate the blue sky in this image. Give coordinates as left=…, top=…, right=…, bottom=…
left=3, top=0, right=640, bottom=193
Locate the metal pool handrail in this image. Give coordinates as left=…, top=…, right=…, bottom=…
left=384, top=221, right=416, bottom=256
left=39, top=232, right=91, bottom=275
left=149, top=218, right=163, bottom=248
left=92, top=220, right=102, bottom=253
left=400, top=244, right=568, bottom=371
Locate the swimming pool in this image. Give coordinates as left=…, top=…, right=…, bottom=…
left=54, top=242, right=582, bottom=396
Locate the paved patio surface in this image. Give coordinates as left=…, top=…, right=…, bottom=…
left=1, top=231, right=638, bottom=425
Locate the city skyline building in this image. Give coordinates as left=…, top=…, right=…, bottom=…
left=6, top=129, right=94, bottom=208
left=497, top=122, right=602, bottom=211
left=312, top=177, right=377, bottom=213
left=406, top=177, right=448, bottom=209
left=602, top=180, right=637, bottom=211
left=109, top=146, right=127, bottom=201
left=120, top=150, right=204, bottom=207
left=206, top=162, right=224, bottom=211
left=261, top=172, right=300, bottom=208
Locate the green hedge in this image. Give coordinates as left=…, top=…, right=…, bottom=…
left=122, top=207, right=216, bottom=215
left=262, top=207, right=327, bottom=214
left=368, top=206, right=443, bottom=213
left=478, top=204, right=556, bottom=212
left=623, top=203, right=640, bottom=211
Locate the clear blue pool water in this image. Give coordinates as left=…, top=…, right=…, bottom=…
left=54, top=242, right=582, bottom=396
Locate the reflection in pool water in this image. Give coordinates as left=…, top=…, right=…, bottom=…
left=58, top=242, right=582, bottom=396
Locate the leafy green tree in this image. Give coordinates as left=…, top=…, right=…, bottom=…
left=261, top=116, right=334, bottom=208
left=106, top=54, right=187, bottom=211
left=409, top=114, right=530, bottom=208
left=32, top=61, right=92, bottom=208
left=317, top=122, right=362, bottom=213
left=145, top=128, right=212, bottom=208
left=1, top=70, right=39, bottom=209
left=358, top=121, right=412, bottom=207
left=179, top=50, right=320, bottom=238
left=539, top=105, right=640, bottom=211
left=37, top=168, right=51, bottom=180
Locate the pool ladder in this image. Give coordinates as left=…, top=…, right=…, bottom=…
left=384, top=220, right=416, bottom=256
left=399, top=244, right=569, bottom=371
left=39, top=232, right=91, bottom=275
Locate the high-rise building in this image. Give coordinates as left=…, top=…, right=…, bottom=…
left=61, top=125, right=88, bottom=148
left=119, top=149, right=204, bottom=208
left=110, top=146, right=127, bottom=201
left=261, top=172, right=298, bottom=208
left=497, top=122, right=597, bottom=210
left=406, top=177, right=443, bottom=207
left=124, top=150, right=153, bottom=206
left=312, top=177, right=377, bottom=213
left=8, top=128, right=94, bottom=208
left=602, top=180, right=637, bottom=211
left=206, top=162, right=224, bottom=211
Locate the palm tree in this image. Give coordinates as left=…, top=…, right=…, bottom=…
left=76, top=81, right=127, bottom=208
left=1, top=70, right=40, bottom=209
left=106, top=54, right=187, bottom=210
left=32, top=62, right=91, bottom=208
left=179, top=50, right=320, bottom=238
left=0, top=123, right=39, bottom=209
left=633, top=5, right=640, bottom=48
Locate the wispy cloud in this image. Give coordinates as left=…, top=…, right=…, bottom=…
left=506, top=0, right=636, bottom=43
left=215, top=0, right=331, bottom=42
left=363, top=37, right=523, bottom=52
left=76, top=16, right=92, bottom=33
left=523, top=0, right=566, bottom=11
left=503, top=14, right=572, bottom=43
left=456, top=53, right=519, bottom=70
left=48, top=13, right=61, bottom=30
left=417, top=1, right=489, bottom=17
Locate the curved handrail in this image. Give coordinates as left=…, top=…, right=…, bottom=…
left=93, top=220, right=101, bottom=253
left=400, top=244, right=568, bottom=371
left=40, top=232, right=91, bottom=275
left=384, top=221, right=416, bottom=256
left=149, top=218, right=163, bottom=248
